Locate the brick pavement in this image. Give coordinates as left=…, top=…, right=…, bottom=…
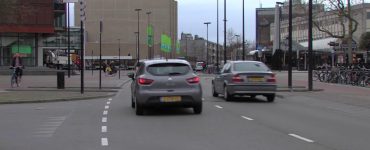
left=0, top=70, right=132, bottom=104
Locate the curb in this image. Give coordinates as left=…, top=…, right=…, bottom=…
left=0, top=93, right=116, bottom=105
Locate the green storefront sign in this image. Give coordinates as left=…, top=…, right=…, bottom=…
left=11, top=45, right=32, bottom=54
left=147, top=25, right=153, bottom=47
left=161, top=34, right=171, bottom=53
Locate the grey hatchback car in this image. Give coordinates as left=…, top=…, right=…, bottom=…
left=128, top=59, right=203, bottom=115
left=212, top=61, right=277, bottom=102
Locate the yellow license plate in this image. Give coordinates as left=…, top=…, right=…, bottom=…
left=248, top=77, right=264, bottom=82
left=160, top=96, right=182, bottom=102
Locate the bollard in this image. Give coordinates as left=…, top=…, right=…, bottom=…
left=57, top=71, right=65, bottom=89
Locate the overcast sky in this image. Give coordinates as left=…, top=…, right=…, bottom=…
left=178, top=0, right=279, bottom=43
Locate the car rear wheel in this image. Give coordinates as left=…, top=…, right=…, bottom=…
left=193, top=103, right=202, bottom=114
left=266, top=94, right=275, bottom=102
left=135, top=99, right=144, bottom=115
left=224, top=86, right=232, bottom=101
left=131, top=96, right=135, bottom=108
left=212, top=83, right=218, bottom=97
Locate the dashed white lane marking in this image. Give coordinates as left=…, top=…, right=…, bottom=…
left=101, top=138, right=109, bottom=146
left=108, top=98, right=112, bottom=101
left=241, top=116, right=254, bottom=121
left=103, top=110, right=108, bottom=115
left=202, top=98, right=205, bottom=101
left=289, top=134, right=314, bottom=143
left=105, top=105, right=110, bottom=109
left=102, top=126, right=107, bottom=133
left=215, top=105, right=223, bottom=109
left=107, top=101, right=111, bottom=105
left=102, top=117, right=107, bottom=123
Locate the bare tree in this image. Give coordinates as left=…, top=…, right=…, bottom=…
left=297, top=0, right=360, bottom=63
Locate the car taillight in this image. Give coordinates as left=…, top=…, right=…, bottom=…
left=138, top=78, right=154, bottom=85
left=267, top=74, right=276, bottom=83
left=232, top=74, right=244, bottom=82
left=187, top=76, right=200, bottom=84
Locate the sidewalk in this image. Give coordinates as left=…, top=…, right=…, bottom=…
left=0, top=70, right=132, bottom=104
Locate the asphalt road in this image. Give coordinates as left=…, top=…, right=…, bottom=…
left=1, top=76, right=370, bottom=150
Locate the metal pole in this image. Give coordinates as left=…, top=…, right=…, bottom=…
left=118, top=39, right=121, bottom=79
left=224, top=0, right=227, bottom=64
left=135, top=9, right=142, bottom=63
left=147, top=12, right=151, bottom=59
left=288, top=0, right=293, bottom=89
left=204, top=22, right=211, bottom=67
left=308, top=0, right=313, bottom=91
left=80, top=20, right=84, bottom=94
left=99, top=20, right=102, bottom=89
left=92, top=50, right=93, bottom=76
left=216, top=0, right=220, bottom=71
left=242, top=0, right=245, bottom=60
left=67, top=2, right=71, bottom=78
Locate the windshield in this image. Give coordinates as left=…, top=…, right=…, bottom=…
left=147, top=63, right=190, bottom=76
left=233, top=62, right=270, bottom=72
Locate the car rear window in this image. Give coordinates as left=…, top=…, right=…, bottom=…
left=233, top=62, right=270, bottom=72
left=147, top=63, right=190, bottom=76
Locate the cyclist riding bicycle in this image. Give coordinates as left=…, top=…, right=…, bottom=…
left=11, top=53, right=24, bottom=84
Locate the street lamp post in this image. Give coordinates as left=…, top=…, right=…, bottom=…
left=118, top=39, right=121, bottom=79
left=135, top=9, right=142, bottom=63
left=242, top=0, right=245, bottom=60
left=99, top=20, right=102, bottom=89
left=288, top=0, right=293, bottom=89
left=67, top=2, right=71, bottom=78
left=135, top=32, right=139, bottom=62
left=216, top=0, right=220, bottom=71
left=224, top=0, right=227, bottom=64
left=204, top=22, right=211, bottom=68
left=146, top=11, right=152, bottom=59
left=308, top=0, right=313, bottom=91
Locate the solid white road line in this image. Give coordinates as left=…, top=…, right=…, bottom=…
left=102, top=126, right=107, bottom=133
left=107, top=101, right=111, bottom=105
left=289, top=134, right=314, bottom=143
left=102, top=117, right=107, bottom=123
left=103, top=110, right=108, bottom=115
left=241, top=116, right=254, bottom=121
left=101, top=138, right=109, bottom=146
left=105, top=105, right=110, bottom=109
left=215, top=105, right=223, bottom=109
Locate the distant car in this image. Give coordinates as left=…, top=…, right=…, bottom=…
left=212, top=61, right=277, bottom=102
left=128, top=59, right=203, bottom=115
left=195, top=62, right=205, bottom=71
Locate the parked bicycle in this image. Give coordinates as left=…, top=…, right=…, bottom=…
left=313, top=64, right=370, bottom=88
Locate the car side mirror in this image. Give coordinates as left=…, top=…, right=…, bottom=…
left=127, top=72, right=135, bottom=79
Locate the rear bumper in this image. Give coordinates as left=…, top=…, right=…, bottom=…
left=136, top=88, right=202, bottom=108
left=227, top=84, right=277, bottom=95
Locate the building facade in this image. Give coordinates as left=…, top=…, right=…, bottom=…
left=270, top=3, right=370, bottom=64
left=180, top=33, right=224, bottom=67
left=75, top=0, right=178, bottom=64
left=0, top=0, right=69, bottom=67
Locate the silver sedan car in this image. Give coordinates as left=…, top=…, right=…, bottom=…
left=212, top=61, right=277, bottom=102
left=128, top=59, right=202, bottom=115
